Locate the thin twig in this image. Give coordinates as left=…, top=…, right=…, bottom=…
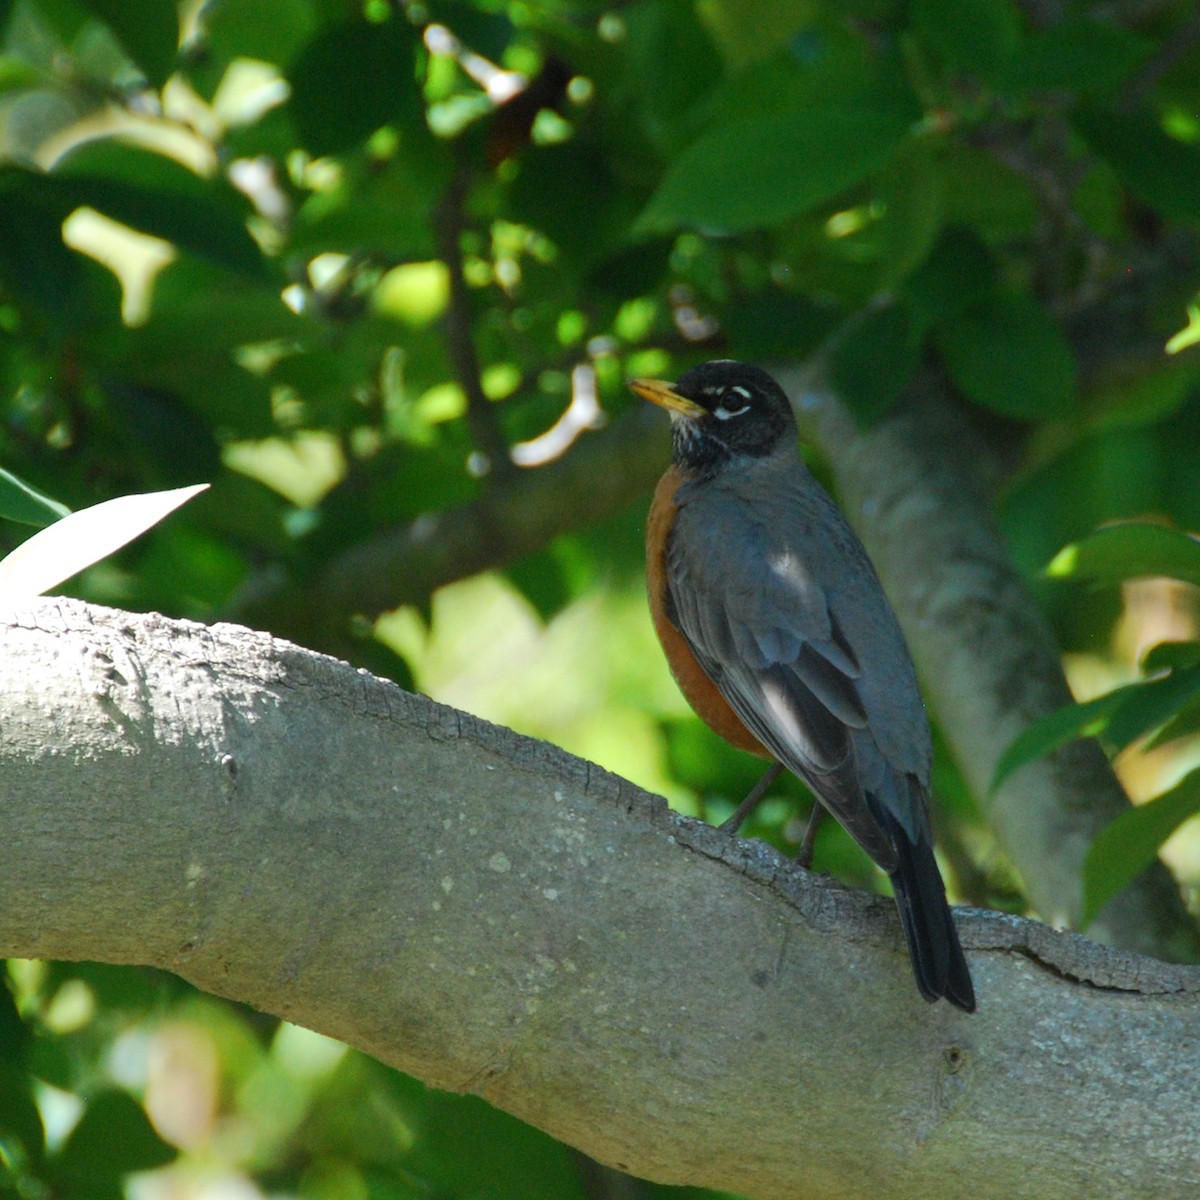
left=433, top=163, right=514, bottom=478
left=1119, top=8, right=1200, bottom=110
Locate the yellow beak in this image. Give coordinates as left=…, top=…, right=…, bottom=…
left=628, top=377, right=707, bottom=420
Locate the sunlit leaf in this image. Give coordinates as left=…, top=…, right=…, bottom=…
left=1046, top=523, right=1200, bottom=588
left=1166, top=303, right=1200, bottom=354
left=0, top=484, right=208, bottom=601
left=1082, top=769, right=1200, bottom=927
left=0, top=468, right=70, bottom=527
left=53, top=142, right=264, bottom=277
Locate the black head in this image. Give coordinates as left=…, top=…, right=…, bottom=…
left=629, top=360, right=796, bottom=474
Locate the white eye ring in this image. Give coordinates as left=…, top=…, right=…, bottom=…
left=713, top=402, right=751, bottom=420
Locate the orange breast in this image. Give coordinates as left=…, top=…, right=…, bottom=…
left=646, top=467, right=771, bottom=759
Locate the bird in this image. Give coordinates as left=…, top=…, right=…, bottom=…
left=630, top=359, right=975, bottom=1012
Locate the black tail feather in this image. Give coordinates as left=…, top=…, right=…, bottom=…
left=886, top=820, right=975, bottom=1013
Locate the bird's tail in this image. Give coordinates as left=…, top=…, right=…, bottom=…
left=885, top=816, right=975, bottom=1013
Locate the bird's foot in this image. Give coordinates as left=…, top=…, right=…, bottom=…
left=793, top=804, right=825, bottom=869
left=718, top=762, right=785, bottom=833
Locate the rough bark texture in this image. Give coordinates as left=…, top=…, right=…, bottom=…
left=2, top=600, right=1198, bottom=1200
left=780, top=364, right=1200, bottom=963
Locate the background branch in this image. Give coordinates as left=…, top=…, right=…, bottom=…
left=434, top=163, right=515, bottom=477
left=232, top=405, right=668, bottom=650
left=2, top=599, right=1199, bottom=1200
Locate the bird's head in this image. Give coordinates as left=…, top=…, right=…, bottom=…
left=629, top=360, right=796, bottom=473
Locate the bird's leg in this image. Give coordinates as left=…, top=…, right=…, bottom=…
left=794, top=803, right=825, bottom=869
left=718, top=762, right=785, bottom=833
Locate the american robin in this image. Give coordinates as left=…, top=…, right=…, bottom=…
left=631, top=360, right=975, bottom=1012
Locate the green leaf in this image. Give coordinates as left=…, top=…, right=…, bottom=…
left=624, top=0, right=723, bottom=147
left=0, top=166, right=87, bottom=326
left=506, top=142, right=639, bottom=270
left=0, top=467, right=70, bottom=526
left=1143, top=695, right=1200, bottom=751
left=0, top=979, right=28, bottom=1066
left=724, top=291, right=840, bottom=360
left=200, top=0, right=319, bottom=69
left=991, top=690, right=1124, bottom=794
left=0, top=1066, right=45, bottom=1173
left=0, top=483, right=208, bottom=600
left=938, top=143, right=1040, bottom=241
left=1046, top=523, right=1200, bottom=588
left=636, top=107, right=910, bottom=235
left=912, top=0, right=1022, bottom=81
left=993, top=664, right=1200, bottom=792
left=51, top=1090, right=175, bottom=1193
left=292, top=179, right=438, bottom=260
left=937, top=289, right=1078, bottom=419
left=697, top=0, right=822, bottom=69
left=1075, top=108, right=1200, bottom=226
left=76, top=0, right=179, bottom=86
left=384, top=1076, right=585, bottom=1200
left=127, top=257, right=292, bottom=437
left=829, top=300, right=920, bottom=423
left=0, top=54, right=43, bottom=93
left=904, top=225, right=995, bottom=328
left=1082, top=769, right=1200, bottom=927
left=873, top=140, right=945, bottom=290
left=1101, top=663, right=1200, bottom=753
left=289, top=17, right=419, bottom=157
left=999, top=19, right=1153, bottom=97
left=1141, top=641, right=1200, bottom=673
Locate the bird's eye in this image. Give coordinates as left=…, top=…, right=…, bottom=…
left=713, top=401, right=751, bottom=421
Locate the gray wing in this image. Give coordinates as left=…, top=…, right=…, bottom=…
left=668, top=470, right=932, bottom=871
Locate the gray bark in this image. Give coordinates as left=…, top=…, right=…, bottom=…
left=1, top=599, right=1198, bottom=1200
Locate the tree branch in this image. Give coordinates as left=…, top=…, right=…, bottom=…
left=2, top=599, right=1199, bottom=1200
left=780, top=364, right=1200, bottom=962
left=232, top=405, right=668, bottom=651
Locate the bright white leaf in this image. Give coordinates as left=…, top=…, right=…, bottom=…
left=0, top=483, right=209, bottom=601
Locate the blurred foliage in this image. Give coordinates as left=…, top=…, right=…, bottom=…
left=3, top=0, right=1200, bottom=1194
